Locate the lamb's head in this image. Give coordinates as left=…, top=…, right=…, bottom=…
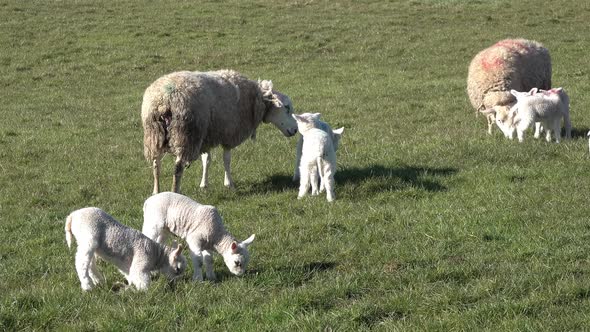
left=332, top=127, right=344, bottom=151
left=480, top=105, right=515, bottom=138
left=259, top=80, right=298, bottom=137
left=160, top=244, right=187, bottom=280
left=222, top=234, right=255, bottom=276
left=292, top=113, right=320, bottom=134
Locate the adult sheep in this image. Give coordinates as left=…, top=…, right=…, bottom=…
left=467, top=39, right=552, bottom=134
left=142, top=69, right=298, bottom=194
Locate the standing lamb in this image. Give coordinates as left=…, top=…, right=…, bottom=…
left=142, top=69, right=298, bottom=194
left=292, top=113, right=344, bottom=183
left=467, top=39, right=552, bottom=134
left=142, top=192, right=255, bottom=281
left=292, top=114, right=343, bottom=202
left=65, top=207, right=187, bottom=291
left=492, top=87, right=570, bottom=143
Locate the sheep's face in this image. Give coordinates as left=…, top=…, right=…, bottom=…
left=292, top=113, right=319, bottom=134
left=223, top=234, right=255, bottom=276
left=493, top=106, right=515, bottom=138
left=161, top=245, right=187, bottom=280
left=259, top=82, right=298, bottom=137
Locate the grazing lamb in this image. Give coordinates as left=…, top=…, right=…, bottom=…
left=492, top=88, right=570, bottom=143
left=65, top=207, right=187, bottom=291
left=292, top=113, right=344, bottom=183
left=142, top=192, right=255, bottom=281
left=142, top=69, right=298, bottom=194
left=292, top=114, right=343, bottom=202
left=467, top=39, right=552, bottom=134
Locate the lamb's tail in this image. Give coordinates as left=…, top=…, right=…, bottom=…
left=65, top=214, right=74, bottom=249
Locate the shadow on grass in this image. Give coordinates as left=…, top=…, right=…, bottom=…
left=336, top=165, right=458, bottom=192
left=249, top=165, right=458, bottom=195
left=570, top=126, right=590, bottom=139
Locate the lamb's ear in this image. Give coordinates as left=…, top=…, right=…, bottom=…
left=333, top=127, right=344, bottom=135
left=231, top=241, right=238, bottom=253
left=528, top=87, right=538, bottom=95
left=555, top=87, right=563, bottom=93
left=293, top=114, right=306, bottom=123
left=241, top=234, right=255, bottom=247
left=173, top=244, right=183, bottom=258
left=510, top=90, right=521, bottom=98
left=311, top=113, right=322, bottom=120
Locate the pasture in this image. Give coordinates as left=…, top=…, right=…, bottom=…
left=2, top=0, right=590, bottom=330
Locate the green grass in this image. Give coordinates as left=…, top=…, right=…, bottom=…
left=2, top=0, right=590, bottom=330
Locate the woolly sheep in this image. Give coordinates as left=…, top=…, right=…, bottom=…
left=65, top=207, right=186, bottom=291
left=467, top=39, right=552, bottom=134
left=142, top=192, right=255, bottom=281
left=292, top=113, right=344, bottom=183
left=292, top=114, right=343, bottom=202
left=142, top=69, right=298, bottom=194
left=491, top=87, right=570, bottom=143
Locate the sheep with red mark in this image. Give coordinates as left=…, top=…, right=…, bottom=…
left=467, top=39, right=552, bottom=134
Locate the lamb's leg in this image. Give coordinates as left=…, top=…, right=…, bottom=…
left=202, top=250, right=216, bottom=281
left=172, top=156, right=184, bottom=193
left=310, top=160, right=320, bottom=196
left=128, top=268, right=151, bottom=291
left=199, top=153, right=210, bottom=189
left=293, top=136, right=303, bottom=182
left=322, top=159, right=336, bottom=202
left=563, top=111, right=572, bottom=139
left=189, top=251, right=204, bottom=281
left=223, top=148, right=235, bottom=189
left=152, top=157, right=162, bottom=195
left=75, top=246, right=95, bottom=291
left=552, top=119, right=561, bottom=143
left=88, top=255, right=104, bottom=285
left=487, top=114, right=494, bottom=135
left=298, top=164, right=311, bottom=199
left=534, top=122, right=542, bottom=139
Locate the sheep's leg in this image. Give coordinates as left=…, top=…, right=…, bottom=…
left=310, top=160, right=320, bottom=196
left=172, top=156, right=184, bottom=193
left=298, top=164, right=311, bottom=199
left=199, top=153, right=210, bottom=188
left=202, top=250, right=216, bottom=281
left=75, top=246, right=95, bottom=291
left=189, top=251, right=204, bottom=281
left=152, top=157, right=161, bottom=195
left=223, top=148, right=235, bottom=189
left=293, top=136, right=303, bottom=182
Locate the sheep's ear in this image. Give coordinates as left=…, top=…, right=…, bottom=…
left=292, top=114, right=305, bottom=122
left=555, top=87, right=563, bottom=93
left=231, top=241, right=238, bottom=253
left=259, top=80, right=274, bottom=97
left=241, top=234, right=255, bottom=247
left=510, top=90, right=520, bottom=97
left=528, top=88, right=538, bottom=95
left=333, top=127, right=344, bottom=135
left=480, top=108, right=496, bottom=115
left=311, top=113, right=322, bottom=120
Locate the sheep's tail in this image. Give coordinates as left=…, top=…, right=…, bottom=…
left=65, top=214, right=74, bottom=249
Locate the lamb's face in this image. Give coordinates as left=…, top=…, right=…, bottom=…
left=162, top=246, right=187, bottom=280
left=493, top=105, right=515, bottom=138
left=223, top=235, right=255, bottom=276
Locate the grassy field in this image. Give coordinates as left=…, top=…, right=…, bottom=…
left=2, top=0, right=590, bottom=330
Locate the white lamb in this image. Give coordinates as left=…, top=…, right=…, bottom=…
left=142, top=192, right=255, bottom=281
left=292, top=113, right=344, bottom=184
left=292, top=114, right=343, bottom=202
left=495, top=88, right=571, bottom=143
left=65, top=207, right=187, bottom=291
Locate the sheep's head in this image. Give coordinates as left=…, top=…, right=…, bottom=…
left=222, top=234, right=255, bottom=276
left=161, top=243, right=187, bottom=280
left=292, top=113, right=320, bottom=134
left=332, top=127, right=344, bottom=151
left=259, top=81, right=298, bottom=137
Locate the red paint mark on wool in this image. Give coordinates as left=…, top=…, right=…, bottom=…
left=480, top=39, right=532, bottom=72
